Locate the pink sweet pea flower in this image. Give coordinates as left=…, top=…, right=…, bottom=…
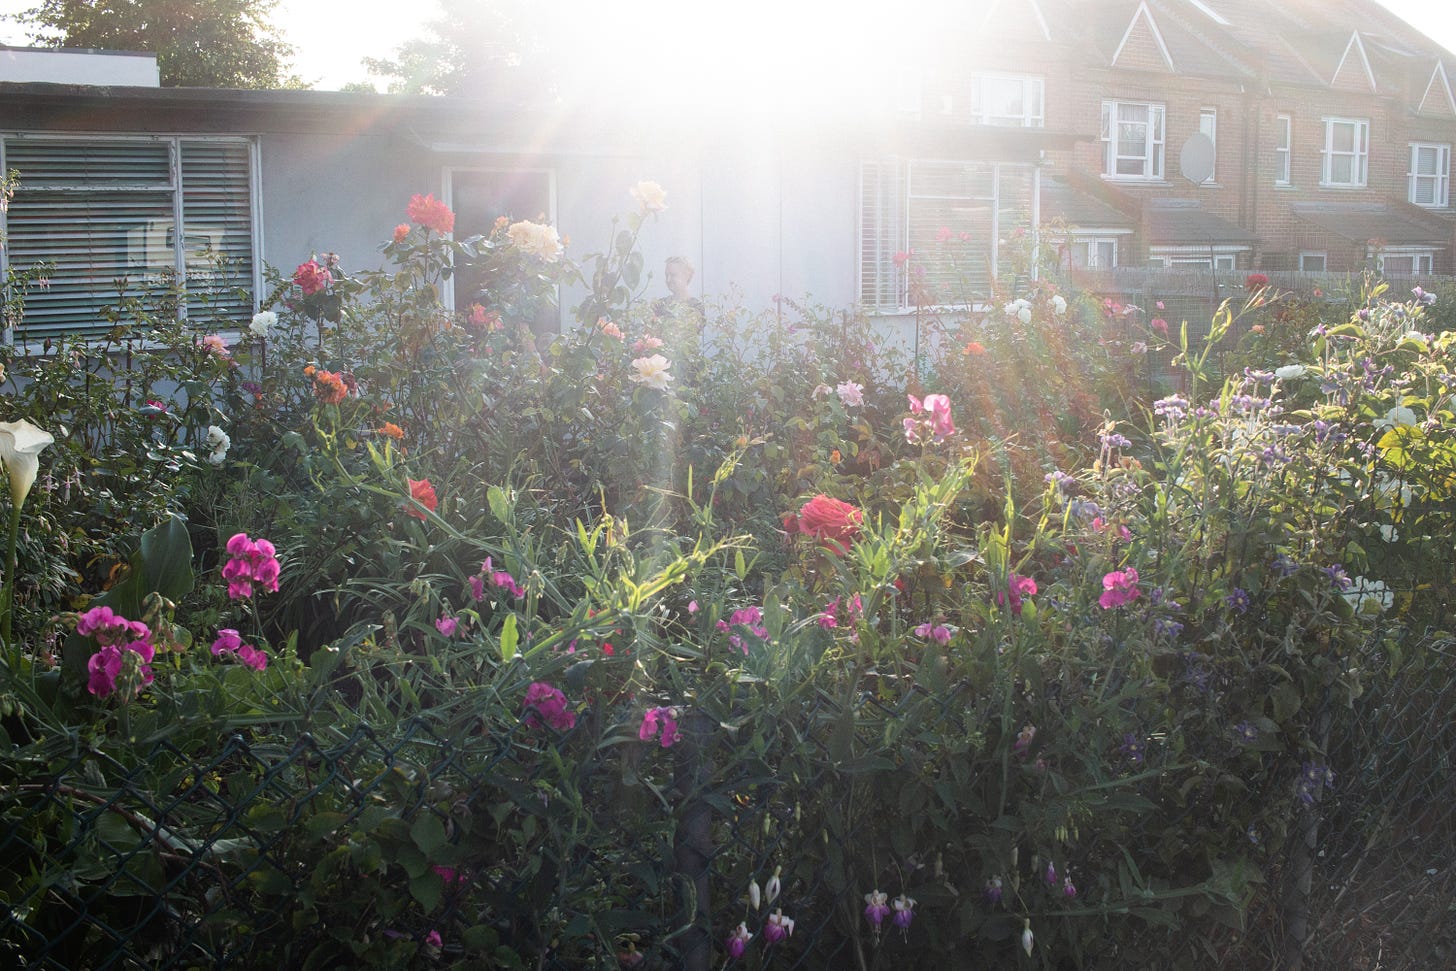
left=639, top=706, right=682, bottom=747
left=1099, top=567, right=1141, bottom=609
left=997, top=573, right=1038, bottom=615
left=436, top=615, right=460, bottom=637
left=913, top=622, right=952, bottom=646
left=523, top=682, right=576, bottom=731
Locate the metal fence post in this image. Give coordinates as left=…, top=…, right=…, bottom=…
left=674, top=709, right=713, bottom=971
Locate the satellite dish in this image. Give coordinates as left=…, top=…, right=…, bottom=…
left=1180, top=133, right=1216, bottom=185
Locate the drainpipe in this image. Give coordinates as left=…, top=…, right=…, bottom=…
left=1243, top=84, right=1259, bottom=267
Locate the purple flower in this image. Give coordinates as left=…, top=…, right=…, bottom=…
left=1226, top=588, right=1250, bottom=613
left=1233, top=721, right=1259, bottom=744
left=763, top=910, right=794, bottom=945
left=1062, top=876, right=1078, bottom=899
left=1013, top=724, right=1037, bottom=758
left=913, top=621, right=952, bottom=646
left=864, top=890, right=891, bottom=935
left=1323, top=564, right=1353, bottom=591
left=1120, top=733, right=1146, bottom=764
left=725, top=922, right=752, bottom=959
left=1044, top=860, right=1057, bottom=885
left=984, top=876, right=1003, bottom=906
left=435, top=615, right=459, bottom=637
left=891, top=894, right=915, bottom=933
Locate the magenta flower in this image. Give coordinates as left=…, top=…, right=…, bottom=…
left=222, top=533, right=281, bottom=600
left=435, top=615, right=460, bottom=637
left=905, top=393, right=955, bottom=443
left=86, top=639, right=155, bottom=698
left=523, top=682, right=576, bottom=731
left=725, top=922, right=753, bottom=960
left=211, top=629, right=268, bottom=671
left=996, top=573, right=1038, bottom=615
left=1044, top=860, right=1057, bottom=885
left=76, top=605, right=152, bottom=646
left=891, top=893, right=915, bottom=933
left=638, top=706, right=681, bottom=747
left=763, top=909, right=795, bottom=945
left=424, top=929, right=443, bottom=949
left=1099, top=567, right=1141, bottom=609
left=1063, top=876, right=1078, bottom=899
left=913, top=621, right=952, bottom=646
left=864, top=890, right=891, bottom=935
left=984, top=876, right=1004, bottom=906
left=1013, top=724, right=1037, bottom=758
left=480, top=557, right=525, bottom=598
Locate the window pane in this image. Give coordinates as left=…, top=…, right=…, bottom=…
left=1333, top=124, right=1354, bottom=152
left=1331, top=156, right=1353, bottom=183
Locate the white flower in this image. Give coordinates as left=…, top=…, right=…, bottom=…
left=812, top=383, right=832, bottom=399
left=1052, top=294, right=1067, bottom=314
left=1021, top=920, right=1035, bottom=956
left=1017, top=306, right=1032, bottom=324
left=1376, top=405, right=1418, bottom=429
left=748, top=879, right=761, bottom=910
left=629, top=354, right=673, bottom=391
left=765, top=867, right=781, bottom=905
left=629, top=180, right=667, bottom=212
left=0, top=419, right=55, bottom=507
left=1379, top=523, right=1399, bottom=543
left=1344, top=576, right=1393, bottom=612
left=507, top=220, right=563, bottom=262
left=249, top=310, right=277, bottom=338
left=836, top=381, right=865, bottom=408
left=1274, top=364, right=1306, bottom=380
left=205, top=425, right=231, bottom=466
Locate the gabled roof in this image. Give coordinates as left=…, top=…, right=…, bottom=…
left=1330, top=31, right=1378, bottom=93
left=978, top=0, right=1053, bottom=43
left=1417, top=61, right=1456, bottom=118
left=1112, top=2, right=1176, bottom=72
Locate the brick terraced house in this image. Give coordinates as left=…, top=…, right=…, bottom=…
left=872, top=0, right=1456, bottom=304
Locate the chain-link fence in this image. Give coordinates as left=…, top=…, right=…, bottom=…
left=3, top=639, right=1452, bottom=970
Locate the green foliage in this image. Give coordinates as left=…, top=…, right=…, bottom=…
left=1, top=198, right=1452, bottom=968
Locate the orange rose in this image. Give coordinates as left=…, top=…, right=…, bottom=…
left=795, top=495, right=863, bottom=555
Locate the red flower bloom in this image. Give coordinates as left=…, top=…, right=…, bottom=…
left=393, top=223, right=410, bottom=244
left=406, top=478, right=439, bottom=520
left=1245, top=273, right=1270, bottom=291
left=795, top=495, right=863, bottom=555
left=293, top=259, right=332, bottom=296
left=407, top=193, right=455, bottom=235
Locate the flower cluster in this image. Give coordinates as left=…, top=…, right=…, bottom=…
left=903, top=393, right=955, bottom=444
left=211, top=628, right=268, bottom=671
left=470, top=557, right=524, bottom=599
left=913, top=621, right=952, bottom=646
left=406, top=193, right=455, bottom=235
left=717, top=605, right=768, bottom=654
left=222, top=533, right=281, bottom=600
left=863, top=890, right=913, bottom=940
left=997, top=573, right=1038, bottom=615
left=78, top=607, right=156, bottom=699
left=523, top=682, right=576, bottom=731
left=638, top=706, right=681, bottom=747
left=306, top=366, right=350, bottom=405
left=818, top=593, right=863, bottom=630
left=205, top=425, right=231, bottom=466
left=1098, top=567, right=1140, bottom=609
left=292, top=259, right=333, bottom=296
left=249, top=310, right=277, bottom=338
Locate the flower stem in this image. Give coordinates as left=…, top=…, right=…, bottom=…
left=2, top=499, right=20, bottom=663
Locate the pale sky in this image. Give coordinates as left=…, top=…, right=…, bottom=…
left=0, top=1, right=1454, bottom=92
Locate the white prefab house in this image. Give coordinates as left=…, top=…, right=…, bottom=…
left=0, top=53, right=1075, bottom=340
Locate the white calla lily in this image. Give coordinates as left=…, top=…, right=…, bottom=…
left=0, top=419, right=55, bottom=508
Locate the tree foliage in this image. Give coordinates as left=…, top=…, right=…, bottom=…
left=17, top=0, right=298, bottom=88
left=362, top=0, right=548, bottom=100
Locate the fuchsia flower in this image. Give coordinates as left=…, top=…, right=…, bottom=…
left=763, top=909, right=795, bottom=945
left=725, top=922, right=753, bottom=959
left=639, top=706, right=681, bottom=747
left=1099, top=567, right=1141, bottom=609
left=716, top=605, right=768, bottom=654
left=424, top=929, right=443, bottom=949
left=864, top=890, right=891, bottom=936
left=891, top=894, right=915, bottom=932
left=222, top=533, right=281, bottom=600
left=523, top=682, right=576, bottom=731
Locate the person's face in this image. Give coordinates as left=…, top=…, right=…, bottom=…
left=666, top=262, right=692, bottom=296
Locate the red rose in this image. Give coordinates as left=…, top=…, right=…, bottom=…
left=795, top=495, right=863, bottom=555
left=406, top=478, right=439, bottom=520
left=293, top=259, right=333, bottom=296
left=407, top=193, right=455, bottom=235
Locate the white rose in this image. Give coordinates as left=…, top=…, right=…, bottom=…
left=249, top=310, right=277, bottom=338
left=205, top=425, right=230, bottom=466
left=507, top=220, right=563, bottom=262
left=629, top=180, right=667, bottom=212
left=629, top=354, right=673, bottom=391
left=1274, top=365, right=1305, bottom=380
left=1051, top=294, right=1067, bottom=315
left=1017, top=307, right=1033, bottom=324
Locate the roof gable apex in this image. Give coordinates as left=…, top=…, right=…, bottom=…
left=1331, top=30, right=1377, bottom=93
left=1112, top=1, right=1176, bottom=73
left=1418, top=61, right=1456, bottom=117
left=978, top=0, right=1053, bottom=43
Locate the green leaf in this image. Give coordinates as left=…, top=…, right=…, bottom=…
left=409, top=870, right=443, bottom=912
left=487, top=485, right=509, bottom=523
left=500, top=613, right=519, bottom=661
left=410, top=813, right=447, bottom=856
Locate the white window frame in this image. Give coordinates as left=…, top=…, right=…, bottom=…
left=1275, top=114, right=1292, bottom=185
left=1066, top=233, right=1128, bottom=269
left=1199, top=108, right=1218, bottom=184
left=971, top=73, right=1045, bottom=127
left=1321, top=117, right=1369, bottom=188
left=1372, top=247, right=1435, bottom=276
left=1102, top=100, right=1166, bottom=181
left=0, top=132, right=261, bottom=343
left=1147, top=245, right=1244, bottom=270
left=1408, top=142, right=1450, bottom=208
left=1299, top=252, right=1328, bottom=273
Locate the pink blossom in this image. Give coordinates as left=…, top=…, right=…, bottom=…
left=212, top=629, right=268, bottom=671
left=480, top=557, right=525, bottom=598
left=200, top=334, right=231, bottom=359
left=436, top=615, right=460, bottom=637
left=523, top=682, right=576, bottom=731
left=996, top=573, right=1038, bottom=615
left=763, top=909, right=795, bottom=945
left=86, top=640, right=155, bottom=698
left=905, top=393, right=955, bottom=443
left=725, top=922, right=753, bottom=959
left=76, top=605, right=151, bottom=647
left=1099, top=567, right=1141, bottom=609
left=639, top=706, right=681, bottom=747
left=1151, top=318, right=1169, bottom=337
left=913, top=621, right=952, bottom=645
left=425, top=929, right=443, bottom=949
left=222, top=533, right=281, bottom=600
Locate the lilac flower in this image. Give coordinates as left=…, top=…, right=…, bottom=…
left=864, top=890, right=891, bottom=936
left=1295, top=761, right=1335, bottom=806
left=1233, top=721, right=1259, bottom=744
left=763, top=910, right=794, bottom=945
left=891, top=894, right=915, bottom=934
left=1412, top=286, right=1437, bottom=306
left=1226, top=588, right=1250, bottom=613
left=1323, top=564, right=1353, bottom=591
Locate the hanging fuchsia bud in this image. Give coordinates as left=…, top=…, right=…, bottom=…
left=765, top=867, right=782, bottom=905
left=1063, top=875, right=1078, bottom=899
left=984, top=876, right=1003, bottom=906
left=1044, top=860, right=1057, bottom=885
left=1021, top=920, right=1035, bottom=956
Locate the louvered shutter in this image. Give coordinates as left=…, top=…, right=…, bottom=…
left=3, top=138, right=177, bottom=340
left=907, top=160, right=994, bottom=302
left=859, top=160, right=905, bottom=311
left=180, top=140, right=256, bottom=325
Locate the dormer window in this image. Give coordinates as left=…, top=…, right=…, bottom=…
left=971, top=74, right=1045, bottom=127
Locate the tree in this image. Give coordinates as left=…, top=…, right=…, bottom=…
left=17, top=0, right=298, bottom=89
left=363, top=0, right=548, bottom=100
